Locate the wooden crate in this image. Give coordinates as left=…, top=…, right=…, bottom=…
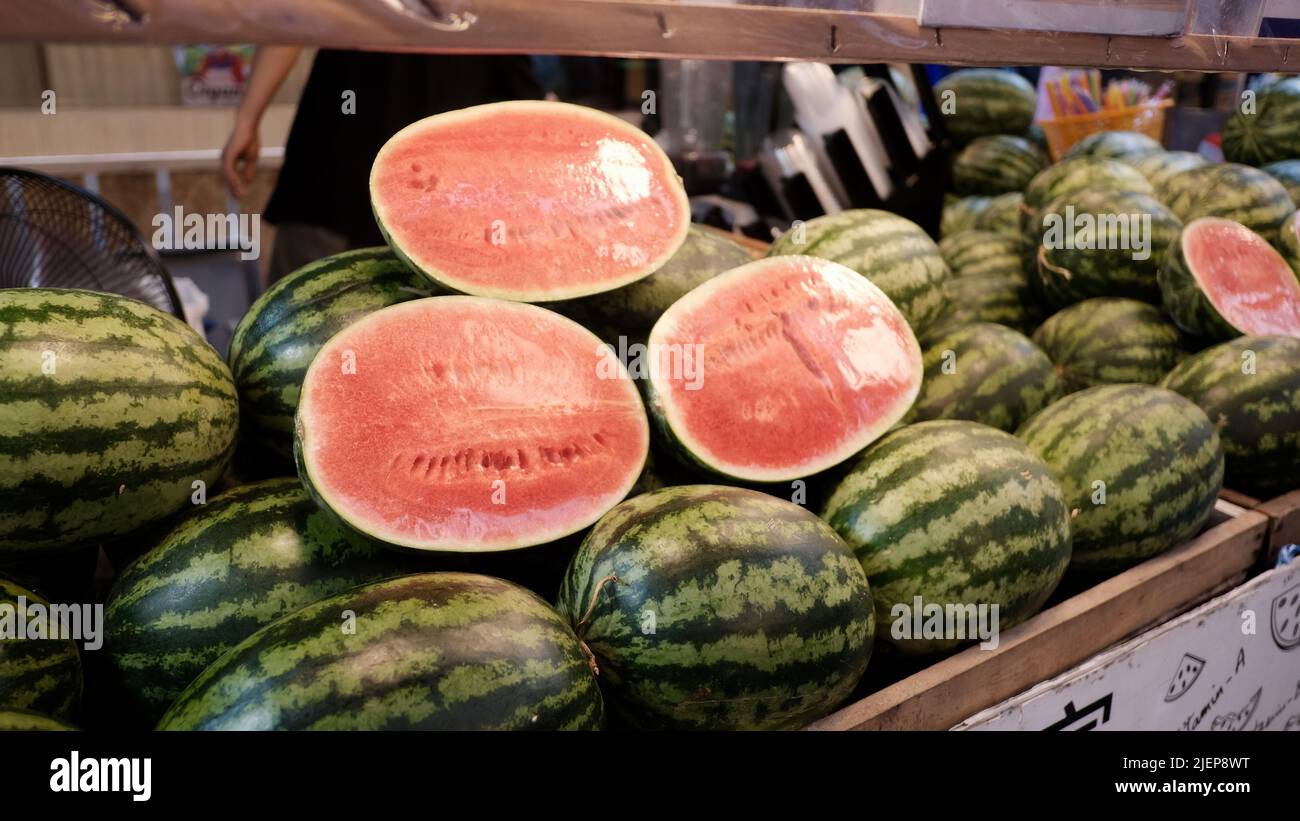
left=1219, top=488, right=1300, bottom=565
left=807, top=498, right=1269, bottom=731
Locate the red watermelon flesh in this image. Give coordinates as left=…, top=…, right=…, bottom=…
left=647, top=256, right=922, bottom=482
left=370, top=101, right=691, bottom=303
left=296, top=297, right=649, bottom=552
left=1184, top=218, right=1300, bottom=336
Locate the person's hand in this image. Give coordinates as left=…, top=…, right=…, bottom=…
left=222, top=116, right=260, bottom=198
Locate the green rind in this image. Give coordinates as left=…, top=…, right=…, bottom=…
left=1016, top=384, right=1224, bottom=575
left=768, top=209, right=951, bottom=334
left=1169, top=163, right=1296, bottom=236
left=935, top=69, right=1037, bottom=141
left=104, top=478, right=418, bottom=721
left=1033, top=298, right=1187, bottom=393
left=971, top=192, right=1024, bottom=238
left=1161, top=335, right=1300, bottom=498
left=924, top=274, right=1046, bottom=341
left=952, top=135, right=1048, bottom=196
left=0, top=707, right=77, bottom=731
left=941, top=195, right=991, bottom=237
left=911, top=323, right=1062, bottom=432
left=938, top=231, right=1024, bottom=279
left=1279, top=211, right=1300, bottom=273
left=556, top=485, right=874, bottom=730
left=0, top=288, right=239, bottom=553
left=227, top=248, right=438, bottom=461
left=1035, top=188, right=1182, bottom=308
left=0, top=576, right=82, bottom=719
left=1134, top=151, right=1209, bottom=203
left=158, top=573, right=603, bottom=730
left=822, top=420, right=1071, bottom=656
left=1020, top=157, right=1154, bottom=270
left=1222, top=77, right=1300, bottom=166
left=1063, top=130, right=1164, bottom=162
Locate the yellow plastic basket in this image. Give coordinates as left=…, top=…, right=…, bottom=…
left=1037, top=99, right=1173, bottom=160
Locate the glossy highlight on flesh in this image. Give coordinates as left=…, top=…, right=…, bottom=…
left=648, top=256, right=922, bottom=482
left=296, top=296, right=650, bottom=552
left=370, top=101, right=691, bottom=302
left=1184, top=217, right=1300, bottom=336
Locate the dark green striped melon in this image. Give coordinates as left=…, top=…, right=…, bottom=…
left=952, top=135, right=1048, bottom=196
left=935, top=69, right=1037, bottom=142
left=1159, top=217, right=1300, bottom=341
left=768, top=209, right=951, bottom=334
left=972, top=192, right=1024, bottom=238
left=0, top=289, right=239, bottom=554
left=228, top=248, right=437, bottom=462
left=104, top=478, right=418, bottom=722
left=1261, top=160, right=1300, bottom=205
left=1036, top=188, right=1182, bottom=307
left=941, top=195, right=991, bottom=237
left=1020, top=157, right=1154, bottom=268
left=158, top=573, right=602, bottom=730
left=1033, top=298, right=1187, bottom=393
left=1017, top=384, right=1223, bottom=575
left=0, top=707, right=76, bottom=731
left=1169, top=163, right=1295, bottom=236
left=1279, top=210, right=1300, bottom=272
left=0, top=576, right=81, bottom=719
left=1222, top=77, right=1300, bottom=166
left=823, top=420, right=1071, bottom=656
left=1161, top=164, right=1220, bottom=219
left=559, top=225, right=753, bottom=345
left=1063, top=130, right=1163, bottom=162
left=1161, top=335, right=1300, bottom=498
left=924, top=274, right=1045, bottom=341
left=911, top=323, right=1062, bottom=432
left=557, top=485, right=873, bottom=730
left=939, top=231, right=1023, bottom=278
left=1134, top=150, right=1209, bottom=202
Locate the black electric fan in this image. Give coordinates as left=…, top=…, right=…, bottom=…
left=0, top=167, right=185, bottom=319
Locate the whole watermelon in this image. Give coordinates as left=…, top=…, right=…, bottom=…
left=557, top=485, right=874, bottom=730
left=104, top=478, right=419, bottom=722
left=1222, top=77, right=1300, bottom=166
left=0, top=289, right=239, bottom=553
left=158, top=573, right=603, bottom=730
left=1166, top=163, right=1295, bottom=237
left=911, top=323, right=1062, bottom=432
left=972, top=192, right=1024, bottom=238
left=228, top=247, right=438, bottom=462
left=1033, top=298, right=1187, bottom=394
left=924, top=274, right=1046, bottom=341
left=941, top=195, right=991, bottom=237
left=1279, top=211, right=1300, bottom=273
left=0, top=576, right=82, bottom=719
left=1017, top=384, right=1223, bottom=575
left=1133, top=150, right=1209, bottom=202
left=1161, top=335, right=1300, bottom=498
left=1063, top=130, right=1164, bottom=163
left=939, top=230, right=1023, bottom=278
left=1020, top=157, right=1154, bottom=266
left=935, top=69, right=1037, bottom=142
left=952, top=135, right=1048, bottom=196
left=823, top=420, right=1071, bottom=656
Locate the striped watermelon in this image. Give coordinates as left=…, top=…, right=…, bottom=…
left=559, top=225, right=753, bottom=345
left=924, top=274, right=1046, bottom=341
left=1036, top=188, right=1182, bottom=307
left=0, top=707, right=76, bottom=731
left=1159, top=217, right=1300, bottom=340
left=911, top=323, right=1062, bottom=432
left=1020, top=157, right=1154, bottom=266
left=556, top=485, right=874, bottom=730
left=1063, top=130, right=1163, bottom=162
left=1134, top=150, right=1210, bottom=202
left=1161, top=335, right=1300, bottom=498
left=0, top=576, right=81, bottom=719
left=1017, top=384, right=1224, bottom=575
left=939, top=230, right=1023, bottom=278
left=104, top=478, right=418, bottom=721
left=1033, top=298, right=1187, bottom=393
left=0, top=289, right=239, bottom=553
left=941, top=195, right=991, bottom=237
left=972, top=192, right=1024, bottom=238
left=823, top=420, right=1071, bottom=656
left=1222, top=77, right=1300, bottom=166
left=1279, top=211, right=1300, bottom=272
left=1262, top=160, right=1300, bottom=204
left=768, top=209, right=951, bottom=334
left=935, top=69, right=1037, bottom=142
left=228, top=248, right=438, bottom=462
left=1168, top=163, right=1295, bottom=236
left=158, top=573, right=603, bottom=730
left=952, top=135, right=1048, bottom=196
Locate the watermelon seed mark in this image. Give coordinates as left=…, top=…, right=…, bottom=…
left=779, top=314, right=837, bottom=402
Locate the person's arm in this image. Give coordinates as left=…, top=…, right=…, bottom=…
left=222, top=46, right=302, bottom=198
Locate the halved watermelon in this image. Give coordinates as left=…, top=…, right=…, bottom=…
left=1159, top=217, right=1300, bottom=340
left=295, top=296, right=650, bottom=552
left=370, top=101, right=691, bottom=303
left=646, top=256, right=922, bottom=482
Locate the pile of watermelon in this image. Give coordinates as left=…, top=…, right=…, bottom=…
left=3, top=78, right=1300, bottom=733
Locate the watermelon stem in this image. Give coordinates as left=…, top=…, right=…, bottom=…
left=574, top=573, right=622, bottom=675
left=1037, top=245, right=1075, bottom=282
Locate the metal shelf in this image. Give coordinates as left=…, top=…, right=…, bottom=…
left=1, top=0, right=1297, bottom=72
